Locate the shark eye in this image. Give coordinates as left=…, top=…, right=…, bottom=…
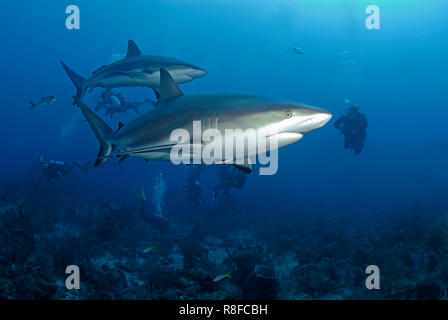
left=285, top=111, right=292, bottom=118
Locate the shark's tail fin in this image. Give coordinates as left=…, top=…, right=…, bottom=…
left=29, top=101, right=36, bottom=110
left=60, top=61, right=86, bottom=105
left=76, top=100, right=114, bottom=167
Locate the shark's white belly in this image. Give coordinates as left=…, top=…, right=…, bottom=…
left=126, top=131, right=303, bottom=164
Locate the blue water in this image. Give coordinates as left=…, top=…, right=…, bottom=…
left=1, top=0, right=447, bottom=300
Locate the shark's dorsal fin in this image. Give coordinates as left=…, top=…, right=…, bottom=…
left=126, top=40, right=142, bottom=59
left=159, top=68, right=183, bottom=102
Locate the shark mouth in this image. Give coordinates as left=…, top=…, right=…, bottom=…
left=266, top=132, right=303, bottom=148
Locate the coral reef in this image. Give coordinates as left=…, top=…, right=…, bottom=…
left=1, top=179, right=447, bottom=300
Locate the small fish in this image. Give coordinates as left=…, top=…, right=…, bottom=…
left=292, top=47, right=304, bottom=55
left=143, top=245, right=157, bottom=253
left=136, top=186, right=147, bottom=202
left=30, top=96, right=56, bottom=110
left=213, top=273, right=231, bottom=282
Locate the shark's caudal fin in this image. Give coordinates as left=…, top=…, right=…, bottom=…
left=76, top=100, right=114, bottom=167
left=159, top=68, right=183, bottom=102
left=29, top=101, right=36, bottom=111
left=60, top=61, right=86, bottom=105
left=126, top=40, right=142, bottom=59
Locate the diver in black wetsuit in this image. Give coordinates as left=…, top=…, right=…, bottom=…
left=334, top=106, right=368, bottom=155
left=183, top=166, right=204, bottom=206
left=39, top=155, right=87, bottom=183
left=96, top=90, right=123, bottom=112
left=96, top=90, right=156, bottom=118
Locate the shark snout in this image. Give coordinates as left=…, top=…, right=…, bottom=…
left=295, top=110, right=332, bottom=133
left=310, top=110, right=332, bottom=128
left=194, top=67, right=207, bottom=78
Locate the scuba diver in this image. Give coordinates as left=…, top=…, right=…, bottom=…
left=183, top=166, right=204, bottom=206
left=96, top=90, right=125, bottom=116
left=39, top=155, right=88, bottom=183
left=96, top=90, right=155, bottom=118
left=136, top=185, right=170, bottom=231
left=334, top=106, right=368, bottom=154
left=212, top=165, right=246, bottom=200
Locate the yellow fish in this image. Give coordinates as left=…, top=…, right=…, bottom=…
left=136, top=186, right=147, bottom=202
left=143, top=245, right=157, bottom=253
left=213, top=273, right=231, bottom=282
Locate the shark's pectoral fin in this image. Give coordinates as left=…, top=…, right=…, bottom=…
left=159, top=68, right=183, bottom=102
left=233, top=163, right=253, bottom=174
left=126, top=40, right=142, bottom=59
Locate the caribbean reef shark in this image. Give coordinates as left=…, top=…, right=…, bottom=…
left=61, top=40, right=206, bottom=102
left=0, top=180, right=38, bottom=215
left=0, top=199, right=26, bottom=215
left=75, top=68, right=332, bottom=174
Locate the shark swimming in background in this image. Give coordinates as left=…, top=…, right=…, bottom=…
left=74, top=68, right=332, bottom=174
left=0, top=181, right=39, bottom=215
left=61, top=40, right=207, bottom=103
left=29, top=96, right=56, bottom=110
left=0, top=198, right=26, bottom=215
left=292, top=47, right=304, bottom=55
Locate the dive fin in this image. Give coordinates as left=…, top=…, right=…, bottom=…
left=126, top=40, right=142, bottom=59
left=76, top=100, right=114, bottom=167
left=233, top=163, right=253, bottom=174
left=61, top=61, right=87, bottom=104
left=159, top=68, right=183, bottom=102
